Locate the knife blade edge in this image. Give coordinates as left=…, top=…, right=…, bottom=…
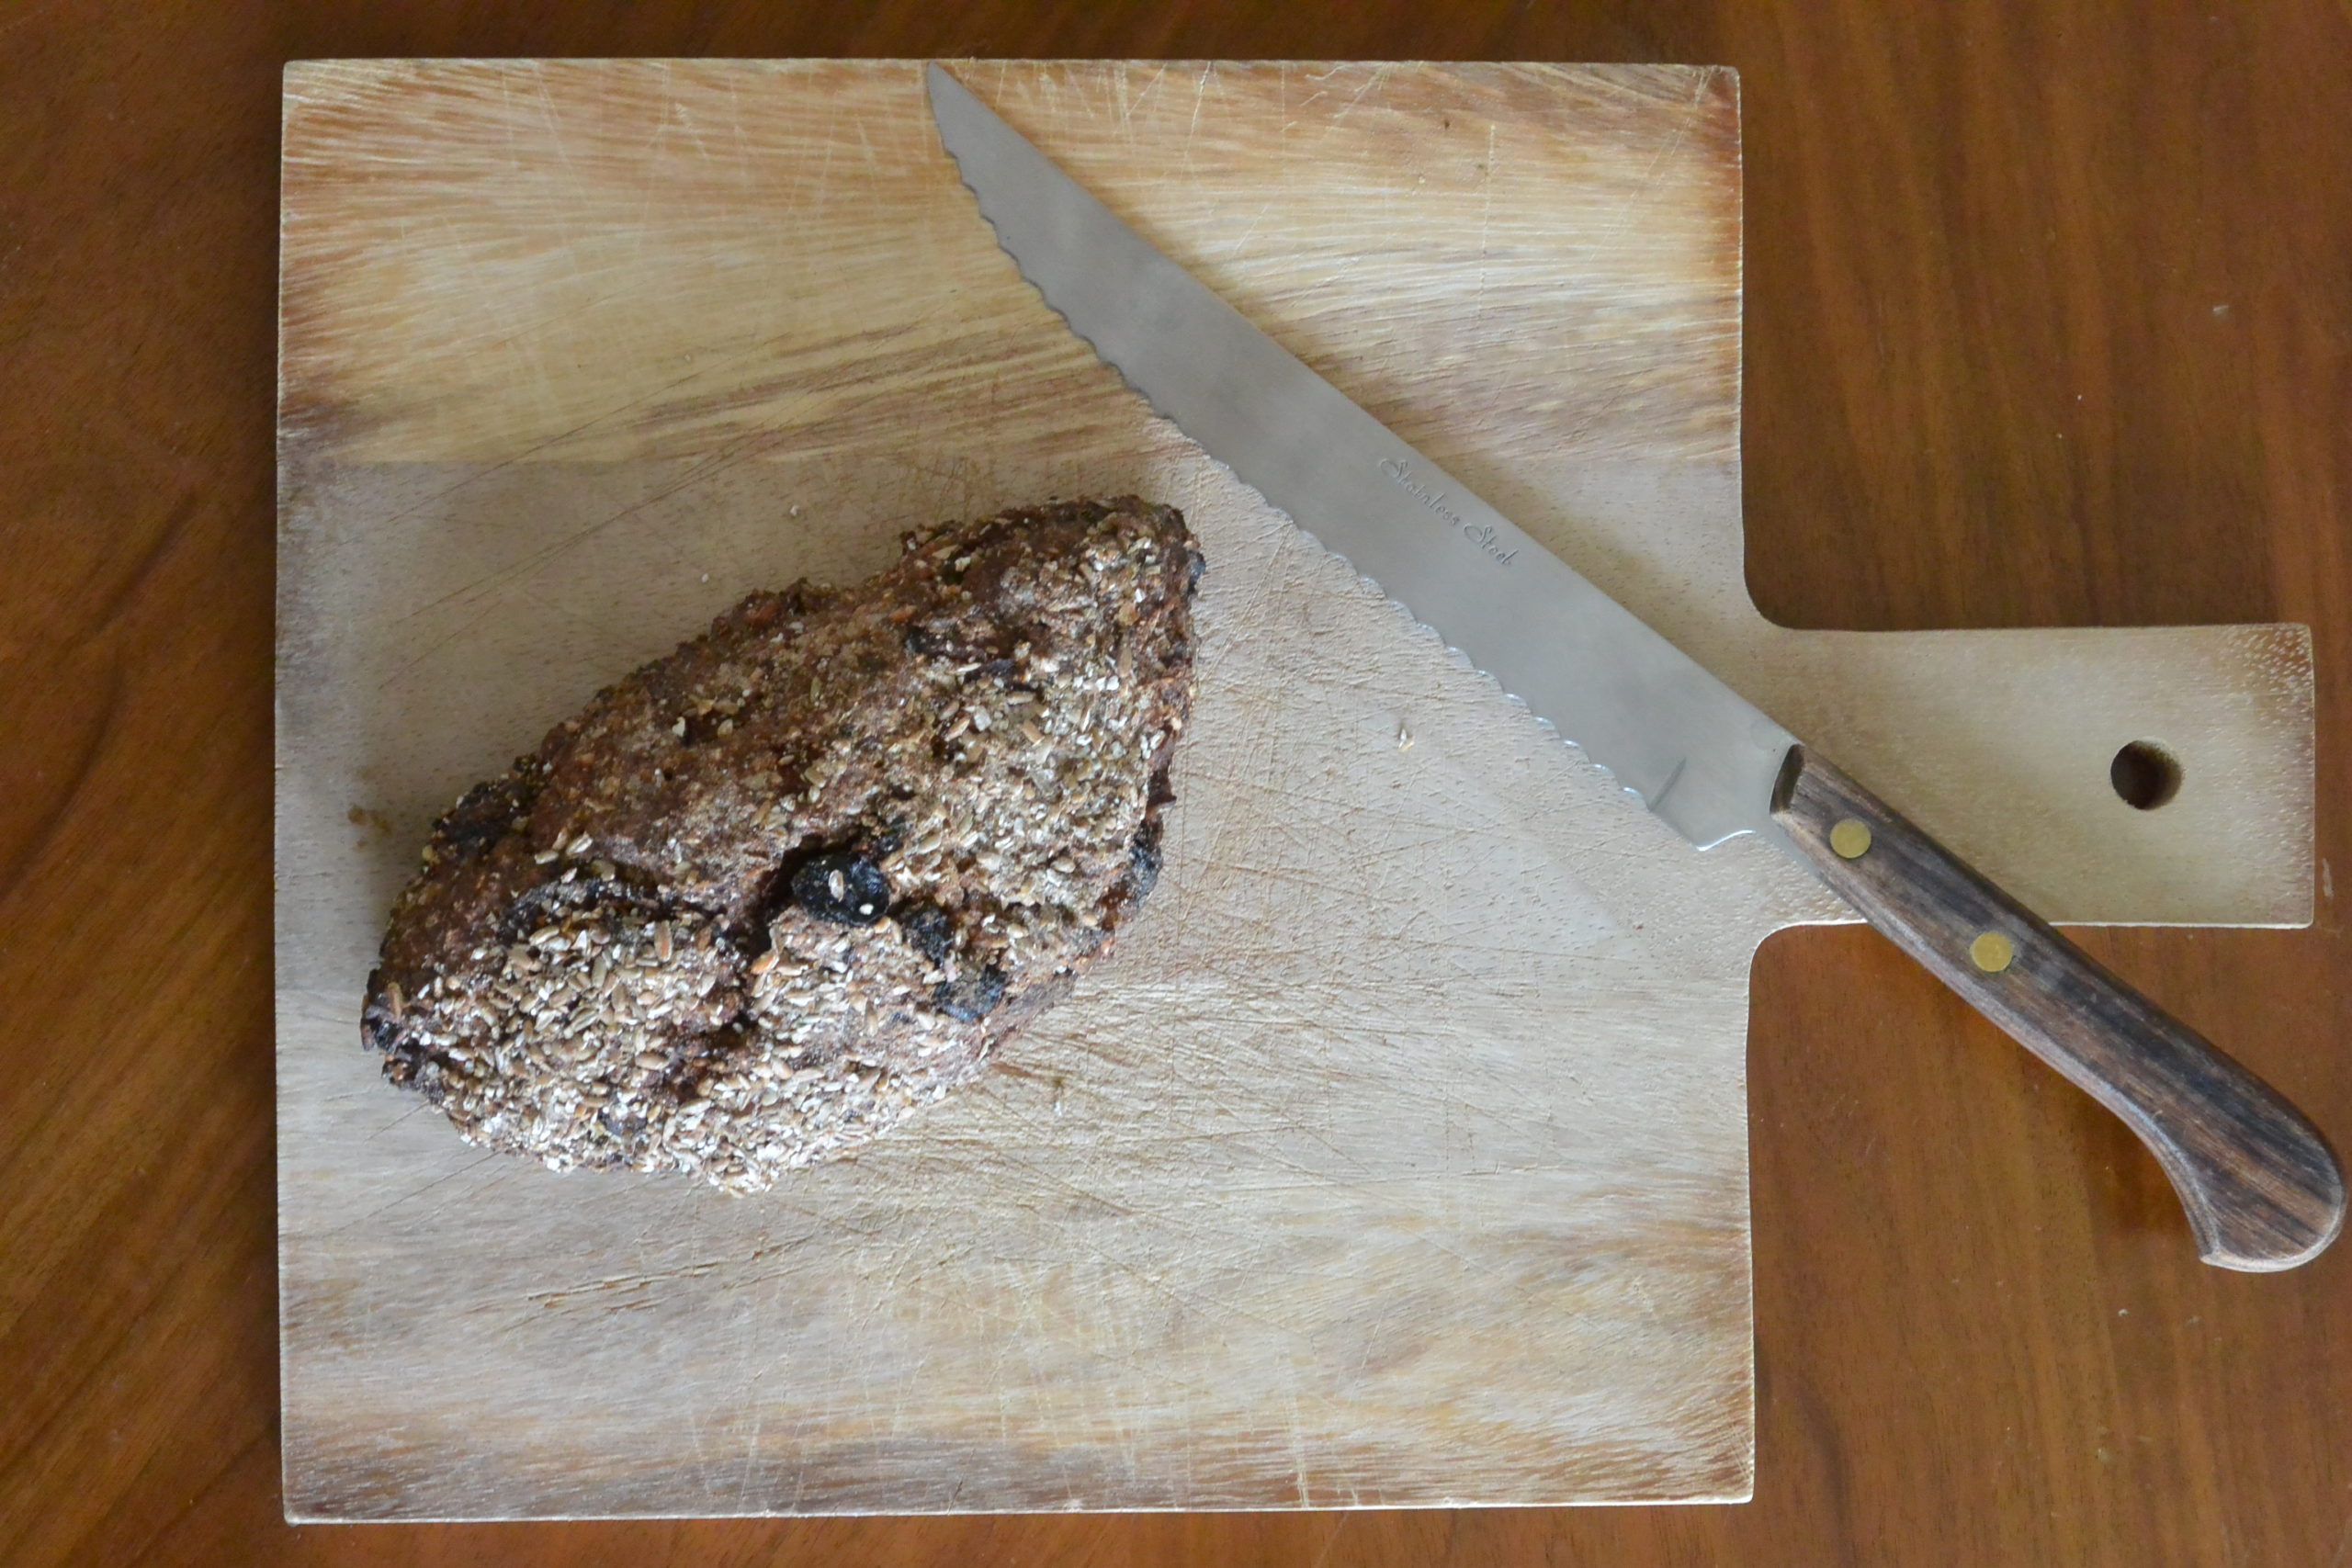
left=925, top=62, right=1798, bottom=852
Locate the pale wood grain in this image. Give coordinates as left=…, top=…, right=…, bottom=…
left=274, top=58, right=2312, bottom=1519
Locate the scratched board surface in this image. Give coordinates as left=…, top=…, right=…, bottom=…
left=275, top=60, right=2311, bottom=1517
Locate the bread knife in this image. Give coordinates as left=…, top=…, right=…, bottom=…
left=924, top=64, right=2343, bottom=1270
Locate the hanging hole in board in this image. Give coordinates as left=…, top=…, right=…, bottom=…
left=2110, top=740, right=2183, bottom=810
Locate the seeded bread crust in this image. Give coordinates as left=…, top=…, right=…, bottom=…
left=363, top=497, right=1202, bottom=1190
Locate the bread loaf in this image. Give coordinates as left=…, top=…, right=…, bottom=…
left=362, top=497, right=1202, bottom=1190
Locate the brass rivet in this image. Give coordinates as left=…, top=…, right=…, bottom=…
left=1970, top=931, right=2016, bottom=974
left=1829, top=818, right=1873, bottom=860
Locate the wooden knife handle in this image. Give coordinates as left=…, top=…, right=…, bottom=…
left=1770, top=745, right=2345, bottom=1271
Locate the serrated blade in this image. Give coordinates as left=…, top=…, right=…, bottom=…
left=927, top=64, right=1796, bottom=849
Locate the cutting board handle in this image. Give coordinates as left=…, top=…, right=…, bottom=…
left=1771, top=744, right=2345, bottom=1271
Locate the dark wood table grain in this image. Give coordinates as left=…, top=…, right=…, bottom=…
left=6, top=3, right=2347, bottom=1563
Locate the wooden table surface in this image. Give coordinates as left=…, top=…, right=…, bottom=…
left=4, top=2, right=2346, bottom=1563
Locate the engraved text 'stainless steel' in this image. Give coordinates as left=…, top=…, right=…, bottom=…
left=924, top=64, right=2343, bottom=1270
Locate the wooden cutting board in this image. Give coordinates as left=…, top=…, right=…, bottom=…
left=274, top=59, right=2312, bottom=1518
